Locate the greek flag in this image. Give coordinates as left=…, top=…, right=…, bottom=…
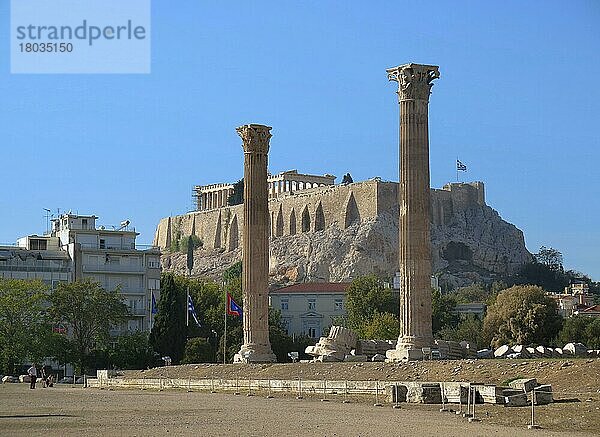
left=188, top=295, right=201, bottom=327
left=456, top=160, right=467, bottom=171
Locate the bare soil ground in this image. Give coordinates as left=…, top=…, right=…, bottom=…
left=121, top=358, right=600, bottom=434
left=0, top=383, right=594, bottom=437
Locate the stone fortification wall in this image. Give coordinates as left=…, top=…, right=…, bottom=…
left=154, top=179, right=384, bottom=251
left=155, top=180, right=530, bottom=287
left=154, top=180, right=485, bottom=252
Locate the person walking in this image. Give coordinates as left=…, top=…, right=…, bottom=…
left=27, top=364, right=37, bottom=389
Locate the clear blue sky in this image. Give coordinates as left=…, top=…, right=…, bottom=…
left=1, top=1, right=598, bottom=279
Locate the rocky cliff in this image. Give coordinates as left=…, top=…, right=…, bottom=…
left=159, top=181, right=532, bottom=289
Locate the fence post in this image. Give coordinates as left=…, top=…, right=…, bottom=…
left=528, top=388, right=541, bottom=429
left=343, top=380, right=350, bottom=404
left=468, top=386, right=480, bottom=422
left=296, top=378, right=303, bottom=399
left=247, top=378, right=253, bottom=397
left=374, top=381, right=383, bottom=407
left=321, top=380, right=329, bottom=402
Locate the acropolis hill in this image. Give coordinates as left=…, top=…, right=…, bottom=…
left=154, top=176, right=532, bottom=289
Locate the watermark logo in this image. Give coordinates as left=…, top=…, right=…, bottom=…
left=11, top=0, right=151, bottom=74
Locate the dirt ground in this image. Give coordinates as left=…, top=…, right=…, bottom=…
left=0, top=383, right=595, bottom=437
left=120, top=358, right=600, bottom=434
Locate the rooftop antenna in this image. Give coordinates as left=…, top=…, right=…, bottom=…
left=43, top=208, right=51, bottom=235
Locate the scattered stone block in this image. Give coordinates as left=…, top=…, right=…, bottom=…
left=512, top=345, right=530, bottom=358
left=536, top=346, right=553, bottom=358
left=534, top=385, right=553, bottom=405
left=526, top=347, right=540, bottom=358
left=371, top=353, right=386, bottom=362
left=477, top=349, right=493, bottom=359
left=441, top=382, right=469, bottom=403
left=306, top=326, right=358, bottom=361
left=474, top=384, right=504, bottom=404
left=563, top=342, right=588, bottom=357
left=494, top=345, right=510, bottom=358
left=506, top=352, right=522, bottom=359
left=386, top=384, right=408, bottom=403
left=343, top=354, right=367, bottom=362
left=502, top=388, right=528, bottom=406
left=509, top=378, right=538, bottom=393
left=405, top=382, right=442, bottom=404
left=2, top=375, right=17, bottom=383
left=553, top=347, right=563, bottom=358
left=19, top=375, right=31, bottom=383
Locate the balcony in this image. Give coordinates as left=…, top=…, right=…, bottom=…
left=128, top=307, right=148, bottom=316
left=82, top=264, right=145, bottom=273
left=79, top=243, right=160, bottom=253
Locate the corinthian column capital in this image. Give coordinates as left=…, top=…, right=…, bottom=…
left=237, top=124, right=272, bottom=154
left=387, top=63, right=440, bottom=101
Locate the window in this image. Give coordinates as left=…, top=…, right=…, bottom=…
left=82, top=219, right=88, bottom=229
left=334, top=299, right=343, bottom=311
left=99, top=239, right=105, bottom=249
left=148, top=279, right=160, bottom=290
left=308, top=327, right=317, bottom=338
left=281, top=298, right=289, bottom=311
left=29, top=239, right=47, bottom=250
left=147, top=258, right=159, bottom=268
left=308, top=298, right=316, bottom=310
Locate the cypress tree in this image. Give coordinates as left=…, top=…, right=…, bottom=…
left=149, top=273, right=186, bottom=364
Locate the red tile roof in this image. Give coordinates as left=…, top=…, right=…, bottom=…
left=581, top=305, right=600, bottom=312
left=270, top=282, right=351, bottom=294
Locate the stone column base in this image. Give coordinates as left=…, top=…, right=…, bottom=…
left=385, top=347, right=424, bottom=362
left=233, top=345, right=277, bottom=363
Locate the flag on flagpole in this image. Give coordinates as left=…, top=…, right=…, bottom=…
left=151, top=292, right=158, bottom=315
left=187, top=294, right=201, bottom=327
left=227, top=293, right=243, bottom=317
left=456, top=159, right=467, bottom=171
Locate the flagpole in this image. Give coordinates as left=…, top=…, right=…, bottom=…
left=223, top=285, right=227, bottom=365
left=456, top=157, right=459, bottom=182
left=186, top=286, right=189, bottom=327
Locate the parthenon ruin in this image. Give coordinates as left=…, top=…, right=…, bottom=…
left=193, top=170, right=335, bottom=211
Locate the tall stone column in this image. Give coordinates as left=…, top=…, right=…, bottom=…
left=234, top=124, right=276, bottom=363
left=385, top=63, right=440, bottom=362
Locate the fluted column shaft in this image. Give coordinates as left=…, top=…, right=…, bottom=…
left=386, top=63, right=440, bottom=359
left=398, top=99, right=433, bottom=347
left=235, top=124, right=276, bottom=363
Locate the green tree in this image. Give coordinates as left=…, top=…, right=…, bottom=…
left=432, top=288, right=459, bottom=335
left=361, top=312, right=400, bottom=340
left=48, top=279, right=129, bottom=374
left=0, top=279, right=48, bottom=374
left=149, top=273, right=187, bottom=364
left=345, top=275, right=397, bottom=333
left=558, top=316, right=600, bottom=349
left=227, top=179, right=244, bottom=206
left=109, top=332, right=156, bottom=369
left=182, top=337, right=214, bottom=364
left=535, top=246, right=564, bottom=271
left=482, top=285, right=562, bottom=348
left=437, top=314, right=484, bottom=348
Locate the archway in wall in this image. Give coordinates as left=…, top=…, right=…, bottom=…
left=314, top=202, right=325, bottom=231
left=228, top=215, right=239, bottom=251
left=344, top=192, right=360, bottom=228
left=289, top=209, right=297, bottom=235
left=275, top=205, right=284, bottom=237
left=214, top=211, right=222, bottom=249
left=301, top=206, right=311, bottom=233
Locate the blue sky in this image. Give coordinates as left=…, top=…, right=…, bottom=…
left=0, top=1, right=598, bottom=279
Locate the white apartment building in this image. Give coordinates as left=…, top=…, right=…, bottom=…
left=51, top=214, right=161, bottom=333
left=0, top=235, right=71, bottom=285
